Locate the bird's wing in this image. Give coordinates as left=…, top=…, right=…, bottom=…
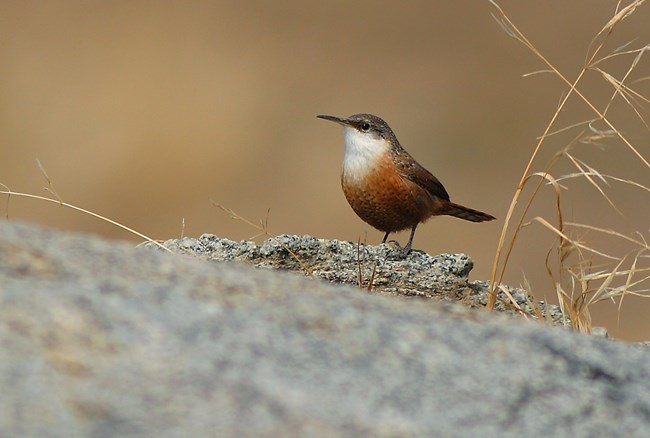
left=393, top=150, right=450, bottom=201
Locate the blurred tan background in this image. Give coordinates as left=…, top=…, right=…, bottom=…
left=1, top=1, right=648, bottom=340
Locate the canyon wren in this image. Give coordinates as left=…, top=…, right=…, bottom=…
left=317, top=113, right=495, bottom=254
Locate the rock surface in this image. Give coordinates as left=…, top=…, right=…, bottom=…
left=1, top=220, right=650, bottom=437
left=156, top=233, right=566, bottom=323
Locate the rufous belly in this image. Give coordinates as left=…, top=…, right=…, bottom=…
left=341, top=155, right=437, bottom=233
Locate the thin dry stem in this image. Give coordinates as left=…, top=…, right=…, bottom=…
left=487, top=0, right=650, bottom=329
left=36, top=159, right=63, bottom=204
left=554, top=171, right=650, bottom=194
left=211, top=201, right=314, bottom=277
left=0, top=183, right=11, bottom=220
left=367, top=262, right=378, bottom=292
left=357, top=238, right=363, bottom=288
left=0, top=189, right=171, bottom=252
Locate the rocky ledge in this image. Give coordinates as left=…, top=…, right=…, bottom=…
left=154, top=233, right=567, bottom=323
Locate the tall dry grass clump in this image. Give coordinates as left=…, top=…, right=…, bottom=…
left=488, top=0, right=650, bottom=332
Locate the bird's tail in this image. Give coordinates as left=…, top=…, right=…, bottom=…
left=445, top=201, right=496, bottom=223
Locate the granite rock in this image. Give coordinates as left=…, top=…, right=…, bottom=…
left=1, top=221, right=649, bottom=437
left=157, top=233, right=567, bottom=322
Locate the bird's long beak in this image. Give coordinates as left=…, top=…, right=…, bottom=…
left=317, top=114, right=353, bottom=127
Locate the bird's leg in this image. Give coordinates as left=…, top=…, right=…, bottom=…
left=382, top=231, right=390, bottom=244
left=387, top=225, right=418, bottom=260
left=403, top=224, right=418, bottom=255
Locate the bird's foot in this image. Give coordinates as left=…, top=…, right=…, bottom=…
left=385, top=242, right=413, bottom=260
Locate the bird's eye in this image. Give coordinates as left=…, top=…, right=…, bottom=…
left=360, top=122, right=370, bottom=131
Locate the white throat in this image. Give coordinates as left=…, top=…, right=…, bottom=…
left=341, top=127, right=390, bottom=182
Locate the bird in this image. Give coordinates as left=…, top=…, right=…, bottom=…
left=317, top=113, right=495, bottom=255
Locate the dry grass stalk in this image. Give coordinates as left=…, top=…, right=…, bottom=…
left=0, top=190, right=171, bottom=253
left=0, top=160, right=172, bottom=252
left=210, top=201, right=314, bottom=277
left=488, top=0, right=649, bottom=332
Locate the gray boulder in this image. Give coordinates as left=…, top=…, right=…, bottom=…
left=0, top=220, right=649, bottom=437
